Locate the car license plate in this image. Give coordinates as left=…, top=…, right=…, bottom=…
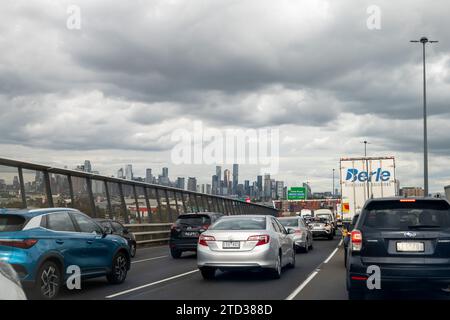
left=183, top=231, right=199, bottom=238
left=396, top=242, right=424, bottom=252
left=222, top=241, right=240, bottom=249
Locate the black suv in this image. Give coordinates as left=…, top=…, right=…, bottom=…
left=346, top=197, right=450, bottom=299
left=169, top=212, right=224, bottom=258
left=96, top=219, right=137, bottom=258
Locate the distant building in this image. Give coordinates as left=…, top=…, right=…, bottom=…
left=400, top=187, right=424, bottom=197
left=145, top=169, right=153, bottom=183
left=125, top=164, right=133, bottom=180
left=232, top=164, right=239, bottom=194
left=117, top=168, right=124, bottom=179
left=275, top=181, right=284, bottom=200
left=176, top=177, right=185, bottom=190
left=84, top=160, right=92, bottom=173
left=187, top=177, right=197, bottom=192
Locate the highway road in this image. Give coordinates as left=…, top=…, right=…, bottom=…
left=55, top=235, right=342, bottom=300
left=53, top=233, right=450, bottom=300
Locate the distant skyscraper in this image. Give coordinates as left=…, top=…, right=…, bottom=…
left=275, top=181, right=284, bottom=200
left=145, top=169, right=153, bottom=183
left=244, top=180, right=250, bottom=195
left=232, top=164, right=239, bottom=194
left=125, top=164, right=133, bottom=180
left=224, top=169, right=231, bottom=195
left=216, top=166, right=222, bottom=194
left=117, top=168, right=124, bottom=179
left=162, top=167, right=169, bottom=178
left=264, top=174, right=271, bottom=199
left=212, top=175, right=219, bottom=195
left=187, top=177, right=197, bottom=192
left=176, top=177, right=185, bottom=190
left=84, top=160, right=92, bottom=173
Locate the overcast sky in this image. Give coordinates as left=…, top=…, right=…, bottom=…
left=1, top=0, right=450, bottom=192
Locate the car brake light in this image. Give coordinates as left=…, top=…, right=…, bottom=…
left=198, top=234, right=215, bottom=246
left=295, top=230, right=302, bottom=235
left=247, top=235, right=270, bottom=246
left=351, top=230, right=362, bottom=251
left=0, top=239, right=38, bottom=249
left=201, top=224, right=210, bottom=230
left=400, top=199, right=416, bottom=202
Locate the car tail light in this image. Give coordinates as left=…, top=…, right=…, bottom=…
left=351, top=230, right=362, bottom=251
left=170, top=224, right=180, bottom=231
left=295, top=230, right=303, bottom=235
left=198, top=234, right=215, bottom=246
left=400, top=198, right=416, bottom=202
left=0, top=239, right=38, bottom=249
left=247, top=235, right=270, bottom=246
left=201, top=224, right=210, bottom=230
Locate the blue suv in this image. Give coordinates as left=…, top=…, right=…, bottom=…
left=0, top=208, right=131, bottom=299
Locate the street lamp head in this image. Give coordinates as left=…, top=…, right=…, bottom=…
left=420, top=36, right=429, bottom=43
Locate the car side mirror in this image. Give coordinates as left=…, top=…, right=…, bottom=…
left=287, top=228, right=295, bottom=234
left=123, top=228, right=129, bottom=234
left=103, top=226, right=113, bottom=235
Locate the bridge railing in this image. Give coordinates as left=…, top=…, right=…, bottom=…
left=0, top=158, right=277, bottom=224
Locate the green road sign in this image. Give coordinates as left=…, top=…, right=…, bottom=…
left=287, top=187, right=307, bottom=200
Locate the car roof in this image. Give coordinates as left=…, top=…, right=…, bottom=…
left=0, top=207, right=80, bottom=218
left=278, top=216, right=301, bottom=219
left=220, top=214, right=268, bottom=219
left=179, top=212, right=224, bottom=216
left=365, top=197, right=450, bottom=205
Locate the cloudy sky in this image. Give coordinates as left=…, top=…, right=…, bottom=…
left=1, top=0, right=449, bottom=192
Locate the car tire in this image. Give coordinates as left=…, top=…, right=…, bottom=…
left=130, top=243, right=137, bottom=258
left=347, top=289, right=365, bottom=300
left=269, top=254, right=282, bottom=279
left=107, top=251, right=129, bottom=284
left=170, top=248, right=182, bottom=259
left=33, top=260, right=61, bottom=300
left=200, top=267, right=216, bottom=280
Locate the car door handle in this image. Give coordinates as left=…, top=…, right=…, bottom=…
left=56, top=239, right=64, bottom=244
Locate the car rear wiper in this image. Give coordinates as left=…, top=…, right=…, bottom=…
left=408, top=225, right=441, bottom=229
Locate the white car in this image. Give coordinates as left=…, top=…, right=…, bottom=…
left=0, top=262, right=27, bottom=300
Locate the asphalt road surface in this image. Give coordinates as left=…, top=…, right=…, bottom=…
left=52, top=233, right=450, bottom=300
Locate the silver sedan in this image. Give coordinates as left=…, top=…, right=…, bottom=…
left=278, top=216, right=313, bottom=253
left=197, top=215, right=296, bottom=279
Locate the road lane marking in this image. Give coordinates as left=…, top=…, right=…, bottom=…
left=286, top=240, right=343, bottom=300
left=105, top=269, right=199, bottom=299
left=324, top=247, right=339, bottom=264
left=131, top=255, right=168, bottom=264
left=285, top=270, right=320, bottom=300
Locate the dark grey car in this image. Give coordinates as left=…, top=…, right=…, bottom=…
left=347, top=197, right=450, bottom=299
left=169, top=212, right=224, bottom=258
left=278, top=216, right=313, bottom=253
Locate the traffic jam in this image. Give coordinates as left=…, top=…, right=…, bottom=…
left=3, top=155, right=450, bottom=301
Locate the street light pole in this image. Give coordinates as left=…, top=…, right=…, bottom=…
left=410, top=37, right=438, bottom=197
left=361, top=140, right=370, bottom=199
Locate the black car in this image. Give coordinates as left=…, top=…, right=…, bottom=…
left=346, top=197, right=450, bottom=299
left=96, top=219, right=137, bottom=258
left=169, top=212, right=224, bottom=258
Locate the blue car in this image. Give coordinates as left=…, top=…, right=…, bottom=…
left=0, top=207, right=131, bottom=299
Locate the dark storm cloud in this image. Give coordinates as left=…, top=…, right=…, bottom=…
left=1, top=0, right=450, bottom=190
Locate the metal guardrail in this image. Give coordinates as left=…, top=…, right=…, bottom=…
left=0, top=157, right=278, bottom=224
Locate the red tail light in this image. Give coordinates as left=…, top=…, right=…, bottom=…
left=351, top=230, right=362, bottom=251
left=247, top=235, right=270, bottom=246
left=198, top=234, right=215, bottom=246
left=0, top=239, right=38, bottom=249
left=295, top=230, right=303, bottom=235
left=201, top=224, right=210, bottom=230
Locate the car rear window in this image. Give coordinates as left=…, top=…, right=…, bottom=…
left=176, top=215, right=211, bottom=226
left=362, top=200, right=450, bottom=230
left=316, top=214, right=332, bottom=220
left=279, top=219, right=298, bottom=227
left=0, top=215, right=26, bottom=232
left=210, top=217, right=266, bottom=230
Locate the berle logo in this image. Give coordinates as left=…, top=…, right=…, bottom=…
left=345, top=168, right=391, bottom=182
left=404, top=232, right=417, bottom=238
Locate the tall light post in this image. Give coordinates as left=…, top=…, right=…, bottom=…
left=410, top=36, right=438, bottom=197
left=361, top=140, right=371, bottom=199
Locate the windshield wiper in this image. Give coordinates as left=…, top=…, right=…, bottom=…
left=408, top=225, right=441, bottom=229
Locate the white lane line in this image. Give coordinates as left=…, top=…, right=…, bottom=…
left=285, top=270, right=320, bottom=300
left=338, top=239, right=343, bottom=246
left=105, top=269, right=199, bottom=299
left=286, top=240, right=343, bottom=300
left=324, top=247, right=340, bottom=264
left=131, top=255, right=168, bottom=264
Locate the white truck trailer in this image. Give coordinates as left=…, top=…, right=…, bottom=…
left=340, top=156, right=398, bottom=222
